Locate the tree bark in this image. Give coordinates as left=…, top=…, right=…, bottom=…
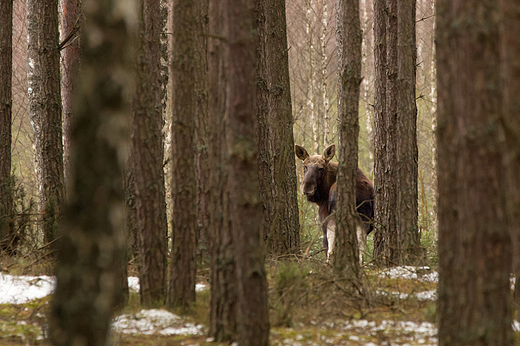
left=256, top=0, right=300, bottom=255
left=226, top=0, right=270, bottom=342
left=334, top=0, right=362, bottom=281
left=436, top=0, right=513, bottom=344
left=169, top=0, right=197, bottom=310
left=49, top=0, right=134, bottom=343
left=133, top=0, right=168, bottom=307
left=0, top=0, right=14, bottom=251
left=498, top=0, right=520, bottom=322
left=27, top=0, right=65, bottom=246
left=207, top=0, right=237, bottom=340
left=60, top=0, right=81, bottom=184
left=396, top=0, right=419, bottom=263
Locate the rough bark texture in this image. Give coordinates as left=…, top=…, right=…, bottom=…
left=256, top=0, right=300, bottom=255
left=207, top=0, right=237, bottom=340
left=27, top=0, right=65, bottom=245
left=333, top=0, right=361, bottom=280
left=226, top=0, right=270, bottom=343
left=133, top=0, right=168, bottom=307
left=49, top=0, right=134, bottom=344
left=169, top=0, right=197, bottom=310
left=372, top=0, right=387, bottom=265
left=373, top=0, right=399, bottom=266
left=0, top=0, right=14, bottom=251
left=436, top=0, right=513, bottom=344
left=498, top=0, right=520, bottom=322
left=396, top=0, right=419, bottom=263
left=194, top=0, right=210, bottom=265
left=60, top=0, right=81, bottom=184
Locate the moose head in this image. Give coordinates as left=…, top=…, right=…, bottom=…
left=294, top=144, right=337, bottom=204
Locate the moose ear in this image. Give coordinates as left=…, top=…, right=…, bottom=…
left=295, top=145, right=309, bottom=161
left=323, top=144, right=335, bottom=162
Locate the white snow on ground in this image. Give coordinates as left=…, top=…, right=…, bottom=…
left=0, top=274, right=55, bottom=304
left=113, top=309, right=204, bottom=336
left=0, top=274, right=207, bottom=305
left=377, top=266, right=438, bottom=282
left=345, top=319, right=438, bottom=345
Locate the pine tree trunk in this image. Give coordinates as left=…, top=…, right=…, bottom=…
left=0, top=0, right=14, bottom=251
left=437, top=0, right=513, bottom=344
left=396, top=0, right=419, bottom=263
left=226, top=0, right=269, bottom=342
left=27, top=0, right=65, bottom=246
left=133, top=0, right=168, bottom=307
left=49, top=0, right=134, bottom=343
left=207, top=0, right=237, bottom=340
left=169, top=0, right=198, bottom=310
left=256, top=0, right=300, bottom=255
left=334, top=0, right=362, bottom=281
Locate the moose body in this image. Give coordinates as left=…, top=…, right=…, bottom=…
left=295, top=144, right=374, bottom=261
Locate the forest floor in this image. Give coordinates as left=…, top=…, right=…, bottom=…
left=0, top=255, right=517, bottom=345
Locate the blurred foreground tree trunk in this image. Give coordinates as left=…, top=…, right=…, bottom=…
left=168, top=0, right=197, bottom=310
left=49, top=0, right=134, bottom=344
left=256, top=0, right=300, bottom=256
left=333, top=0, right=361, bottom=281
left=27, top=0, right=65, bottom=246
left=498, top=0, right=520, bottom=322
left=226, top=0, right=270, bottom=343
left=0, top=0, right=14, bottom=252
left=207, top=0, right=237, bottom=340
left=133, top=0, right=168, bottom=307
left=436, top=0, right=513, bottom=344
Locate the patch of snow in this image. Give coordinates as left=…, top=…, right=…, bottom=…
left=377, top=266, right=438, bottom=282
left=0, top=274, right=55, bottom=304
left=375, top=289, right=437, bottom=301
left=344, top=319, right=438, bottom=345
left=112, top=309, right=204, bottom=336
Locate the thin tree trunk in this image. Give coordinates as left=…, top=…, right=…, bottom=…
left=0, top=0, right=14, bottom=251
left=436, top=0, right=513, bottom=344
left=49, top=0, right=134, bottom=343
left=133, top=0, right=168, bottom=307
left=396, top=0, right=419, bottom=263
left=60, top=0, right=81, bottom=185
left=169, top=0, right=197, bottom=310
left=334, top=0, right=362, bottom=282
left=226, top=0, right=269, bottom=342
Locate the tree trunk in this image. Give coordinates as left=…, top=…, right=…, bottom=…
left=373, top=0, right=398, bottom=266
left=27, top=0, right=64, bottom=246
left=133, top=0, right=168, bottom=307
left=60, top=0, right=81, bottom=184
left=168, top=0, right=197, bottom=310
left=334, top=0, right=362, bottom=281
left=226, top=0, right=270, bottom=342
left=498, top=0, right=520, bottom=322
left=49, top=0, right=134, bottom=343
left=207, top=0, right=237, bottom=340
left=0, top=0, right=14, bottom=251
left=436, top=0, right=513, bottom=344
left=194, top=0, right=210, bottom=266
left=396, top=0, right=419, bottom=263
left=256, top=0, right=300, bottom=255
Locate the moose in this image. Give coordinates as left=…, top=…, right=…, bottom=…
left=295, top=144, right=374, bottom=262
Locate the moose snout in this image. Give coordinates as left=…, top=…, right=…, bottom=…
left=302, top=183, right=316, bottom=196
